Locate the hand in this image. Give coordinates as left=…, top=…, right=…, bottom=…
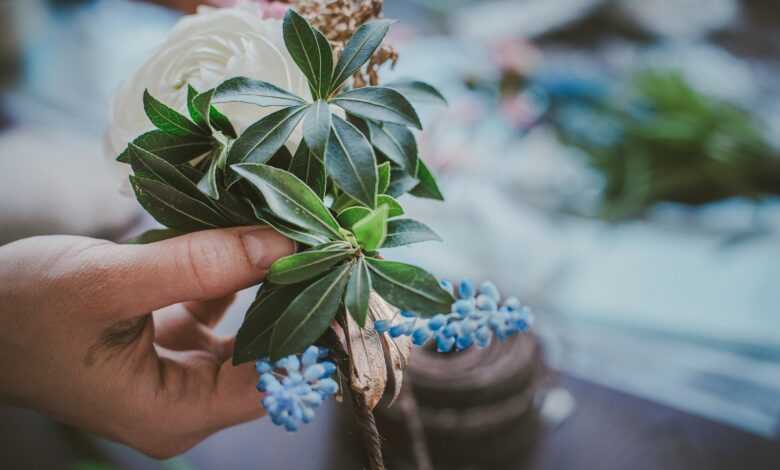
left=0, top=227, right=295, bottom=458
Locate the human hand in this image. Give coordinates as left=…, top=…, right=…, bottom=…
left=0, top=227, right=295, bottom=458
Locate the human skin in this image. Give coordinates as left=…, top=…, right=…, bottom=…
left=0, top=227, right=295, bottom=458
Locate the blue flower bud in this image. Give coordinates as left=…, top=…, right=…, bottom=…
left=479, top=281, right=500, bottom=302
left=476, top=294, right=498, bottom=312
left=453, top=299, right=475, bottom=315
left=504, top=297, right=521, bottom=311
left=412, top=327, right=432, bottom=346
left=428, top=314, right=447, bottom=331
left=314, top=378, right=339, bottom=395
left=256, top=360, right=273, bottom=374
left=439, top=279, right=453, bottom=293
left=303, top=364, right=325, bottom=382
left=374, top=319, right=392, bottom=333
left=436, top=335, right=456, bottom=352
left=400, top=310, right=416, bottom=318
left=458, top=279, right=475, bottom=299
left=301, top=345, right=320, bottom=367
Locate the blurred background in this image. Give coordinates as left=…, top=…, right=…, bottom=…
left=1, top=0, right=779, bottom=468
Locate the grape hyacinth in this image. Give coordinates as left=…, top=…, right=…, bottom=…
left=255, top=346, right=339, bottom=432
left=374, top=280, right=533, bottom=352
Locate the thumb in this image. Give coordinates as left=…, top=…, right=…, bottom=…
left=105, top=226, right=295, bottom=317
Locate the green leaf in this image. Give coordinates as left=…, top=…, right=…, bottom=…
left=268, top=247, right=353, bottom=285
left=377, top=194, right=404, bottom=217
left=196, top=150, right=221, bottom=200
left=387, top=167, right=419, bottom=197
left=366, top=258, right=454, bottom=316
left=187, top=84, right=209, bottom=130
left=352, top=204, right=389, bottom=251
left=116, top=131, right=213, bottom=165
left=410, top=159, right=444, bottom=200
left=209, top=106, right=237, bottom=139
left=227, top=106, right=307, bottom=168
left=130, top=176, right=229, bottom=231
left=337, top=206, right=371, bottom=229
left=212, top=76, right=306, bottom=108
left=234, top=284, right=309, bottom=364
left=266, top=145, right=294, bottom=170
left=143, top=89, right=206, bottom=137
left=250, top=204, right=332, bottom=247
left=382, top=218, right=441, bottom=248
left=124, top=228, right=185, bottom=244
left=368, top=121, right=418, bottom=174
left=385, top=80, right=448, bottom=106
left=345, top=257, right=371, bottom=327
left=188, top=85, right=238, bottom=138
left=332, top=87, right=421, bottom=129
left=289, top=140, right=327, bottom=198
left=232, top=163, right=343, bottom=240
left=283, top=10, right=333, bottom=99
left=330, top=19, right=394, bottom=92
left=326, top=115, right=378, bottom=208
left=377, top=161, right=391, bottom=193
left=128, top=143, right=213, bottom=204
left=303, top=100, right=331, bottom=159
left=270, top=262, right=353, bottom=359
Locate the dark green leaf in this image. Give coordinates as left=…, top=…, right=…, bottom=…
left=250, top=204, right=332, bottom=247
left=337, top=206, right=371, bottom=229
left=143, top=89, right=206, bottom=137
left=377, top=161, right=391, bottom=193
left=130, top=176, right=229, bottom=231
left=345, top=257, right=371, bottom=327
left=116, top=130, right=213, bottom=165
left=330, top=19, right=394, bottom=92
left=128, top=143, right=213, bottom=204
left=197, top=150, right=221, bottom=200
left=387, top=167, right=419, bottom=197
left=368, top=121, right=418, bottom=173
left=270, top=262, right=353, bottom=359
left=332, top=87, right=421, bottom=129
left=326, top=115, right=378, bottom=208
left=234, top=284, right=308, bottom=364
left=283, top=10, right=333, bottom=99
left=385, top=80, right=448, bottom=106
left=268, top=246, right=353, bottom=285
left=187, top=84, right=209, bottom=130
left=212, top=76, right=306, bottom=108
left=232, top=163, right=343, bottom=240
left=214, top=189, right=257, bottom=225
left=289, top=140, right=326, bottom=198
left=303, top=100, right=331, bottom=159
left=124, top=228, right=184, bottom=244
left=209, top=106, right=237, bottom=138
left=377, top=194, right=404, bottom=217
left=191, top=88, right=215, bottom=129
left=227, top=105, right=307, bottom=169
left=382, top=218, right=441, bottom=248
left=266, top=145, right=294, bottom=170
left=352, top=204, right=389, bottom=251
left=410, top=159, right=444, bottom=200
left=366, top=258, right=453, bottom=316
left=188, top=85, right=238, bottom=138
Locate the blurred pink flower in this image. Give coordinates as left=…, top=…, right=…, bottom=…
left=489, top=37, right=540, bottom=76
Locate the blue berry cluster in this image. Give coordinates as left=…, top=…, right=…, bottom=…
left=374, top=280, right=533, bottom=352
left=255, top=346, right=339, bottom=432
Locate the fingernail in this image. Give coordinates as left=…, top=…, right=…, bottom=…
left=240, top=228, right=295, bottom=268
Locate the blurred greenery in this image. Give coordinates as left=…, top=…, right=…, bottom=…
left=552, top=71, right=780, bottom=219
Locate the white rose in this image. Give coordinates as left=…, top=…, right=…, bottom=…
left=106, top=1, right=310, bottom=160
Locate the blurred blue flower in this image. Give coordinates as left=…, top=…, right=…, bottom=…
left=255, top=346, right=338, bottom=432
left=375, top=280, right=533, bottom=352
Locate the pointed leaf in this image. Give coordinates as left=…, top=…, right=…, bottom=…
left=130, top=176, right=229, bottom=231
left=352, top=204, right=389, bottom=251
left=189, top=85, right=238, bottom=138
left=143, top=89, right=206, bottom=137
left=187, top=84, right=209, bottom=129
left=345, top=257, right=372, bottom=327
left=366, top=258, right=453, bottom=316
left=116, top=131, right=213, bottom=164
left=250, top=203, right=331, bottom=247
left=232, top=163, right=343, bottom=240
left=227, top=106, right=307, bottom=167
left=331, top=19, right=394, bottom=92
left=387, top=167, right=419, bottom=197
left=212, top=76, right=306, bottom=108
left=283, top=10, right=333, bottom=99
left=333, top=87, right=421, bottom=129
left=386, top=80, right=448, bottom=106
left=270, top=262, right=353, bottom=359
left=382, top=219, right=441, bottom=248
left=377, top=194, right=404, bottom=217
left=128, top=143, right=213, bottom=204
left=303, top=100, right=331, bottom=159
left=268, top=246, right=354, bottom=285
left=234, top=284, right=308, bottom=364
left=337, top=206, right=371, bottom=229
left=326, top=115, right=378, bottom=208
left=377, top=162, right=391, bottom=193
left=289, top=140, right=326, bottom=198
left=410, top=158, right=444, bottom=200
left=368, top=121, right=418, bottom=173
left=197, top=151, right=221, bottom=200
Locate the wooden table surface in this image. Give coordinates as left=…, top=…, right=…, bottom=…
left=1, top=373, right=777, bottom=469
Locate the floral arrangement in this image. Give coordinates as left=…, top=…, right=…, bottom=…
left=111, top=2, right=531, bottom=467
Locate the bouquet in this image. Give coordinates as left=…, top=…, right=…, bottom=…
left=110, top=2, right=532, bottom=467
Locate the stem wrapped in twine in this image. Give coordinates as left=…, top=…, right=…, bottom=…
left=350, top=389, right=386, bottom=470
